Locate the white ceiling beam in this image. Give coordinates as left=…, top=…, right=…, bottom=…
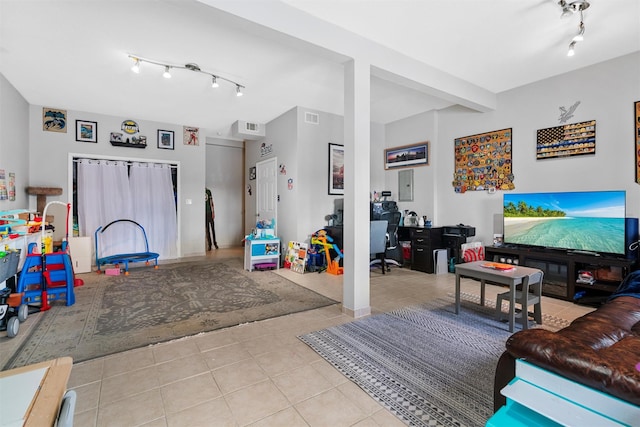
left=197, top=0, right=496, bottom=113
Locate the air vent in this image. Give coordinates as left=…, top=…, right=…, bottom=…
left=245, top=122, right=260, bottom=133
left=232, top=120, right=265, bottom=140
left=305, top=112, right=319, bottom=125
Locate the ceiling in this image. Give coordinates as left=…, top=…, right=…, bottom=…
left=1, top=0, right=638, bottom=141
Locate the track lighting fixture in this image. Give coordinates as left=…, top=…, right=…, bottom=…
left=572, top=21, right=585, bottom=42
left=128, top=55, right=245, bottom=94
left=557, top=0, right=590, bottom=18
left=557, top=0, right=590, bottom=57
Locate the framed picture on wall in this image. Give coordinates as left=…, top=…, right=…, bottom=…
left=157, top=129, right=174, bottom=150
left=43, top=107, right=67, bottom=133
left=635, top=101, right=640, bottom=184
left=183, top=126, right=199, bottom=145
left=328, top=143, right=344, bottom=195
left=76, top=120, right=98, bottom=143
left=384, top=142, right=429, bottom=169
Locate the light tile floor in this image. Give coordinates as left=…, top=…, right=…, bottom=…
left=61, top=249, right=593, bottom=426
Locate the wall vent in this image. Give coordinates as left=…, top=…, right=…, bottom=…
left=232, top=120, right=265, bottom=140
left=245, top=122, right=260, bottom=132
left=305, top=112, right=320, bottom=125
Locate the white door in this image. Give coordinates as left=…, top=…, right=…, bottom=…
left=256, top=157, right=277, bottom=234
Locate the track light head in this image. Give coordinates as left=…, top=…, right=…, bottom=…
left=131, top=58, right=140, bottom=74
left=211, top=76, right=219, bottom=88
left=572, top=21, right=585, bottom=42
left=558, top=1, right=589, bottom=58
left=236, top=85, right=243, bottom=97
left=163, top=66, right=172, bottom=79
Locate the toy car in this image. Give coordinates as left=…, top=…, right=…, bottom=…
left=0, top=287, right=27, bottom=338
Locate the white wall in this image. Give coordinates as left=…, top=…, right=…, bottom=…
left=295, top=107, right=345, bottom=243
left=9, top=53, right=637, bottom=261
left=0, top=74, right=29, bottom=211
left=27, top=105, right=207, bottom=258
left=245, top=106, right=387, bottom=249
left=244, top=107, right=298, bottom=241
left=435, top=52, right=640, bottom=246
left=384, top=110, right=438, bottom=222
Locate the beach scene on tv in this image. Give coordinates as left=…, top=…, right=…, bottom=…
left=503, top=191, right=626, bottom=255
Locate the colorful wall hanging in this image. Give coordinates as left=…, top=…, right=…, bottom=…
left=635, top=101, right=640, bottom=184
left=536, top=119, right=596, bottom=160
left=452, top=128, right=513, bottom=193
left=42, top=107, right=67, bottom=133
left=121, top=119, right=139, bottom=134
left=183, top=126, right=199, bottom=146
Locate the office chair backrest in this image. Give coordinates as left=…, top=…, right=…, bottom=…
left=380, top=210, right=402, bottom=226
left=380, top=211, right=402, bottom=248
left=370, top=220, right=388, bottom=255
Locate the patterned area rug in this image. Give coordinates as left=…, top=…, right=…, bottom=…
left=4, top=258, right=336, bottom=369
left=299, top=296, right=570, bottom=427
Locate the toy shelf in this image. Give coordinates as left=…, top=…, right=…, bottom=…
left=244, top=238, right=280, bottom=272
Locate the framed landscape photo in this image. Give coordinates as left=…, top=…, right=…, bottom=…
left=157, top=129, right=174, bottom=150
left=635, top=101, right=640, bottom=184
left=75, top=120, right=97, bottom=143
left=384, top=142, right=429, bottom=169
left=328, top=143, right=344, bottom=195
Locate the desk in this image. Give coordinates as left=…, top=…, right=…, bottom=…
left=454, top=261, right=542, bottom=332
left=0, top=356, right=72, bottom=427
left=398, top=226, right=443, bottom=273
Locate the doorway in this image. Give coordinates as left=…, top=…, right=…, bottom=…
left=205, top=142, right=244, bottom=247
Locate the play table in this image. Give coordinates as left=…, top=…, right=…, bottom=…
left=454, top=261, right=543, bottom=332
left=0, top=356, right=73, bottom=426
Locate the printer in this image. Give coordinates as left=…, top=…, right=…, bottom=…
left=443, top=224, right=476, bottom=237
left=443, top=224, right=476, bottom=264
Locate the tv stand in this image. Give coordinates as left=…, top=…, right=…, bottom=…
left=485, top=246, right=635, bottom=303
left=567, top=250, right=600, bottom=257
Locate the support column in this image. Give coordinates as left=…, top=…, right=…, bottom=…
left=342, top=59, right=371, bottom=318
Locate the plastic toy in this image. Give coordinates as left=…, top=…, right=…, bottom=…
left=13, top=201, right=77, bottom=312
left=0, top=287, right=21, bottom=338
left=95, top=219, right=159, bottom=275
left=310, top=230, right=343, bottom=275
left=17, top=242, right=76, bottom=309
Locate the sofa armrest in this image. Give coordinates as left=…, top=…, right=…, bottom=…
left=505, top=327, right=640, bottom=406
left=493, top=351, right=516, bottom=412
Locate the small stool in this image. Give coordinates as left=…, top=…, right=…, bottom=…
left=496, top=270, right=543, bottom=330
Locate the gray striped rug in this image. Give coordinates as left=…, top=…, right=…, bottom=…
left=300, top=297, right=569, bottom=427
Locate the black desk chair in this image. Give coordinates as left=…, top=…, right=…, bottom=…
left=370, top=220, right=389, bottom=273
left=380, top=211, right=402, bottom=268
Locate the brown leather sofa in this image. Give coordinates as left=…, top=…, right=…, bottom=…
left=493, top=290, right=640, bottom=412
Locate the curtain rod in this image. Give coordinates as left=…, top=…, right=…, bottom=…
left=72, top=158, right=178, bottom=169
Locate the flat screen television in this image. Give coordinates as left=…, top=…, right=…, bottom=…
left=503, top=190, right=626, bottom=256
